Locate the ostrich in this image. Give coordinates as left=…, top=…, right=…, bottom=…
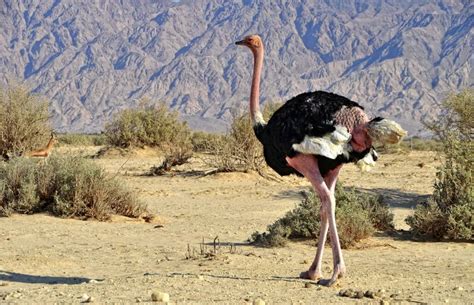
left=235, top=34, right=406, bottom=286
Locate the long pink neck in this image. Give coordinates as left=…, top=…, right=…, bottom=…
left=250, top=47, right=264, bottom=125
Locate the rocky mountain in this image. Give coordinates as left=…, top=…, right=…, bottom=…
left=0, top=0, right=472, bottom=135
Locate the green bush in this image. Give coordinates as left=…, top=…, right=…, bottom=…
left=104, top=101, right=193, bottom=171
left=406, top=90, right=473, bottom=240
left=250, top=184, right=393, bottom=248
left=0, top=156, right=147, bottom=220
left=0, top=85, right=51, bottom=159
left=104, top=101, right=191, bottom=149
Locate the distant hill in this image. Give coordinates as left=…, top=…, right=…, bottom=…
left=1, top=0, right=472, bottom=135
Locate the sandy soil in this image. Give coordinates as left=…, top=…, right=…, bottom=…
left=0, top=148, right=472, bottom=304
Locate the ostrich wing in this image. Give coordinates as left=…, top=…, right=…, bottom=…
left=292, top=125, right=351, bottom=159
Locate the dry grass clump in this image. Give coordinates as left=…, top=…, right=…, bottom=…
left=406, top=90, right=473, bottom=241
left=250, top=184, right=393, bottom=248
left=0, top=85, right=52, bottom=160
left=0, top=156, right=147, bottom=220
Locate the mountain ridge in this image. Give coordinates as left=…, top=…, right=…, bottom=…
left=0, top=0, right=472, bottom=135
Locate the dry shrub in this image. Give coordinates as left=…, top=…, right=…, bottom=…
left=191, top=131, right=222, bottom=153
left=250, top=184, right=393, bottom=248
left=406, top=90, right=473, bottom=240
left=204, top=103, right=282, bottom=174
left=0, top=156, right=147, bottom=220
left=105, top=101, right=191, bottom=149
left=104, top=101, right=193, bottom=172
left=148, top=144, right=193, bottom=176
left=0, top=85, right=51, bottom=160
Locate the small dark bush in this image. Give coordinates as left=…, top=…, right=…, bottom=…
left=0, top=85, right=51, bottom=159
left=406, top=90, right=473, bottom=240
left=250, top=184, right=393, bottom=248
left=0, top=156, right=147, bottom=220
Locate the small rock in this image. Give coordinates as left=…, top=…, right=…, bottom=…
left=304, top=282, right=312, bottom=288
left=365, top=290, right=375, bottom=298
left=0, top=282, right=8, bottom=286
left=379, top=300, right=389, bottom=305
left=346, top=289, right=355, bottom=298
left=390, top=293, right=399, bottom=298
left=355, top=291, right=365, bottom=299
left=88, top=279, right=99, bottom=284
left=253, top=298, right=265, bottom=305
left=136, top=297, right=142, bottom=302
left=339, top=288, right=355, bottom=298
left=151, top=291, right=169, bottom=303
left=453, top=287, right=463, bottom=291
left=80, top=294, right=94, bottom=303
left=12, top=292, right=21, bottom=298
left=197, top=275, right=204, bottom=280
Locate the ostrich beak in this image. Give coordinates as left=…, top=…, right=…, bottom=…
left=235, top=40, right=245, bottom=46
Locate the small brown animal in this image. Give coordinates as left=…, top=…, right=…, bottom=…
left=26, top=132, right=57, bottom=158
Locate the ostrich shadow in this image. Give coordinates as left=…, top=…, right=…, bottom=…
left=274, top=186, right=429, bottom=210
left=0, top=271, right=92, bottom=285
left=357, top=187, right=430, bottom=210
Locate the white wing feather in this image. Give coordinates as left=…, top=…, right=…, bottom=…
left=292, top=126, right=351, bottom=159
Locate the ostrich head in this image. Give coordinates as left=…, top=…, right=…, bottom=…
left=235, top=35, right=263, bottom=52
left=367, top=117, right=407, bottom=144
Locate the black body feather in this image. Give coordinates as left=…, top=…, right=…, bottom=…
left=254, top=91, right=369, bottom=176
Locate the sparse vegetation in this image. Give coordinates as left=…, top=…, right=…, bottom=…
left=250, top=184, right=393, bottom=248
left=378, top=137, right=443, bottom=154
left=57, top=133, right=106, bottom=146
left=406, top=90, right=473, bottom=240
left=148, top=143, right=193, bottom=176
left=0, top=85, right=52, bottom=160
left=0, top=156, right=147, bottom=220
left=203, top=103, right=282, bottom=174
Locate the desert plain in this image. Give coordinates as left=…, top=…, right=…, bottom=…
left=0, top=147, right=472, bottom=304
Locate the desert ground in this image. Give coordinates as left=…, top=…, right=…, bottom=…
left=0, top=147, right=472, bottom=304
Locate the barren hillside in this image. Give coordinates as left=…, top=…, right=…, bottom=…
left=0, top=0, right=472, bottom=134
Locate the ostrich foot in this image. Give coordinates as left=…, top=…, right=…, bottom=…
left=299, top=269, right=322, bottom=281
left=326, top=264, right=346, bottom=287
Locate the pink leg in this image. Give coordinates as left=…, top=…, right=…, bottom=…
left=325, top=167, right=346, bottom=286
left=286, top=154, right=345, bottom=286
